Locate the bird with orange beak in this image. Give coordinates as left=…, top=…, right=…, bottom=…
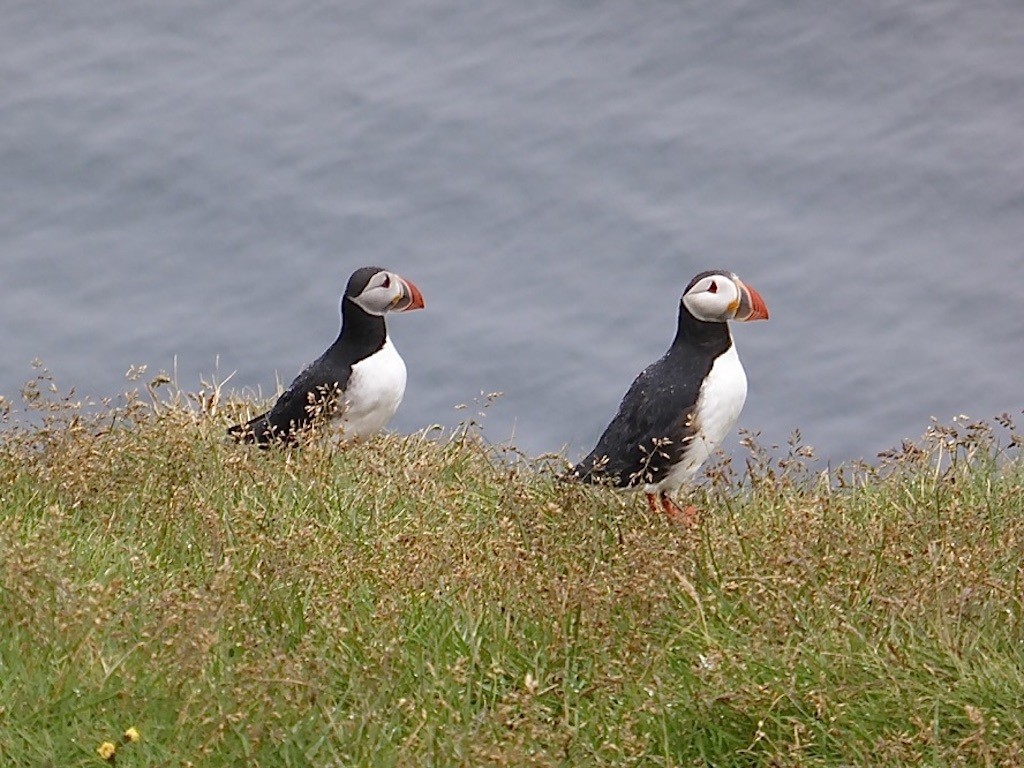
left=572, top=269, right=768, bottom=524
left=229, top=266, right=425, bottom=445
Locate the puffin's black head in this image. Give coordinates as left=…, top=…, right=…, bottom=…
left=681, top=269, right=769, bottom=323
left=343, top=266, right=426, bottom=317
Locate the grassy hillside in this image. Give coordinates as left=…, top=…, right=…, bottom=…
left=1, top=373, right=1023, bottom=766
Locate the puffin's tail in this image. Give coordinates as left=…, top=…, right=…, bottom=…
left=227, top=412, right=272, bottom=445
left=563, top=452, right=631, bottom=487
left=561, top=455, right=603, bottom=485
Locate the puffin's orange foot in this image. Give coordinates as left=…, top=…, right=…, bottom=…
left=660, top=493, right=699, bottom=528
left=646, top=493, right=660, bottom=515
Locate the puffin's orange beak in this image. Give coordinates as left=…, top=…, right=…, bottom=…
left=736, top=279, right=769, bottom=321
left=394, top=276, right=425, bottom=311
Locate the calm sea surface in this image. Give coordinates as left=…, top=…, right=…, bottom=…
left=3, top=2, right=1023, bottom=464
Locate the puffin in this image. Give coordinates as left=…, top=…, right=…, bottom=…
left=571, top=269, right=768, bottom=524
left=228, top=266, right=425, bottom=445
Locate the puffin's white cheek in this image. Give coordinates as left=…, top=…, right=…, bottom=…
left=361, top=287, right=396, bottom=315
left=684, top=294, right=719, bottom=321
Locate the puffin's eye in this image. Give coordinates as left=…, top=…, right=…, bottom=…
left=708, top=280, right=718, bottom=293
left=381, top=275, right=391, bottom=289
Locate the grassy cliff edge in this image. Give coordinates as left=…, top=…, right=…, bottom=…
left=1, top=379, right=1023, bottom=766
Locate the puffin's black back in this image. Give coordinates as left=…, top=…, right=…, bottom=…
left=228, top=267, right=390, bottom=444
left=572, top=282, right=733, bottom=487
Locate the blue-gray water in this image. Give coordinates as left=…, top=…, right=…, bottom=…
left=3, top=2, right=1023, bottom=464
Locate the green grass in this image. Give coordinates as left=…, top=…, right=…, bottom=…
left=1, top=374, right=1023, bottom=766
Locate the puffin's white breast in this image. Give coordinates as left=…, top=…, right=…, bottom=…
left=648, top=342, right=748, bottom=493
left=336, top=337, right=407, bottom=439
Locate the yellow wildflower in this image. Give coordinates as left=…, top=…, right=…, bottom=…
left=123, top=727, right=141, bottom=743
left=97, top=741, right=116, bottom=761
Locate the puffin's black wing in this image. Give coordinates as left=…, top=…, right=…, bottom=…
left=572, top=355, right=704, bottom=487
left=228, top=354, right=352, bottom=445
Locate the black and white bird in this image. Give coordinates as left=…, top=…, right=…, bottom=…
left=571, top=270, right=768, bottom=524
left=228, top=266, right=425, bottom=445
